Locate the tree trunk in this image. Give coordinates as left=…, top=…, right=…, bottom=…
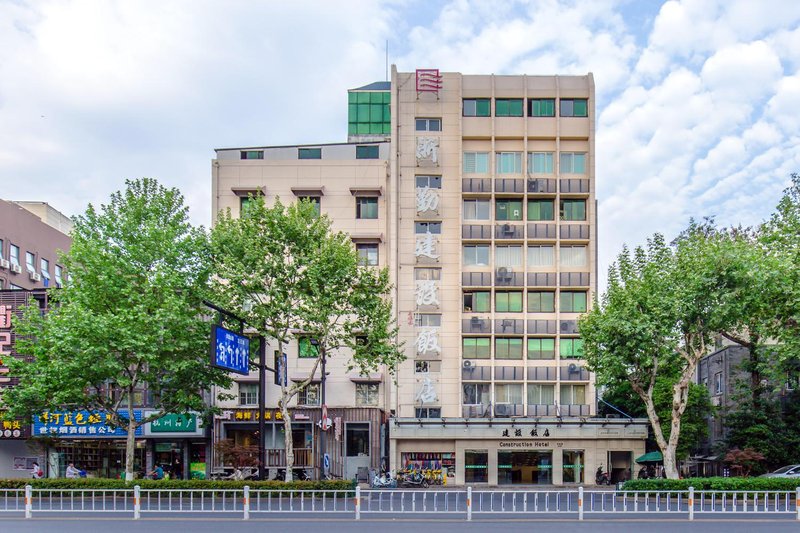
left=280, top=397, right=293, bottom=482
left=125, top=389, right=136, bottom=482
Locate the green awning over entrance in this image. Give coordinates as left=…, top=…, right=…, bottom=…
left=635, top=451, right=663, bottom=463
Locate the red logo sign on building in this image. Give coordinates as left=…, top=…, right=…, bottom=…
left=416, top=69, right=442, bottom=94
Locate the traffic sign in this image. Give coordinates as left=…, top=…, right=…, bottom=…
left=209, top=325, right=249, bottom=375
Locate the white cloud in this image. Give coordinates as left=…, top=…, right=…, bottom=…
left=0, top=0, right=798, bottom=294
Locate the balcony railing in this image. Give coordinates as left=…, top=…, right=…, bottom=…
left=264, top=448, right=313, bottom=467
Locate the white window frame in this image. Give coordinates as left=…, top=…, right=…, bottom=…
left=463, top=199, right=490, bottom=220
left=355, top=383, right=379, bottom=406
left=496, top=152, right=522, bottom=174
left=463, top=152, right=489, bottom=174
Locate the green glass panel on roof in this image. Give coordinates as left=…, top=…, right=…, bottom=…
left=382, top=122, right=391, bottom=134
left=348, top=123, right=357, bottom=135
left=370, top=104, right=383, bottom=121
left=348, top=92, right=358, bottom=104
left=370, top=92, right=384, bottom=104
left=357, top=123, right=370, bottom=134
left=357, top=104, right=370, bottom=122
left=382, top=92, right=391, bottom=103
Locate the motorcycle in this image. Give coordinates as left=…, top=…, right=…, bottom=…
left=399, top=470, right=429, bottom=489
left=272, top=468, right=311, bottom=481
left=595, top=467, right=610, bottom=485
left=372, top=470, right=397, bottom=489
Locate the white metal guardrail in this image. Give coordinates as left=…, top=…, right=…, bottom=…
left=0, top=486, right=797, bottom=521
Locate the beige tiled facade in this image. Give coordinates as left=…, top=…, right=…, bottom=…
left=211, top=68, right=647, bottom=484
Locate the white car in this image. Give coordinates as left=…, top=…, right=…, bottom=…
left=760, top=465, right=800, bottom=478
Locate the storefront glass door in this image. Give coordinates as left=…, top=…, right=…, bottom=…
left=497, top=450, right=552, bottom=485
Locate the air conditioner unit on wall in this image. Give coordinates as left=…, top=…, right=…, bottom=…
left=30, top=272, right=41, bottom=282
left=494, top=404, right=509, bottom=416
left=0, top=259, right=8, bottom=269
left=10, top=264, right=21, bottom=274
left=462, top=360, right=474, bottom=369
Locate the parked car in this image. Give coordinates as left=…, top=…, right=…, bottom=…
left=760, top=465, right=800, bottom=478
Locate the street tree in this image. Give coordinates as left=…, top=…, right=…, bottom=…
left=580, top=230, right=736, bottom=478
left=3, top=178, right=232, bottom=481
left=210, top=197, right=403, bottom=481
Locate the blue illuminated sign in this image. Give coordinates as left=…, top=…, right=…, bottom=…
left=33, top=410, right=142, bottom=438
left=210, top=324, right=250, bottom=375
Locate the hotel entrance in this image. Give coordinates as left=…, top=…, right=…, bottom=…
left=497, top=450, right=552, bottom=485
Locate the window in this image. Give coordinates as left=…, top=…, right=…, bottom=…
left=9, top=245, right=19, bottom=266
left=349, top=90, right=391, bottom=135
left=40, top=258, right=50, bottom=280
left=560, top=152, right=586, bottom=174
left=55, top=265, right=64, bottom=287
left=415, top=222, right=442, bottom=234
left=495, top=292, right=523, bottom=312
left=560, top=99, right=588, bottom=117
left=495, top=245, right=523, bottom=268
left=415, top=314, right=442, bottom=327
left=495, top=338, right=523, bottom=359
left=415, top=267, right=441, bottom=280
left=415, top=407, right=442, bottom=418
left=463, top=152, right=489, bottom=173
left=463, top=245, right=490, bottom=266
left=463, top=98, right=490, bottom=117
left=529, top=98, right=555, bottom=117
left=528, top=338, right=555, bottom=359
left=528, top=152, right=554, bottom=174
left=356, top=145, right=380, bottom=159
left=25, top=252, right=35, bottom=273
left=415, top=118, right=441, bottom=131
left=298, top=383, right=321, bottom=405
left=560, top=291, right=587, bottom=313
left=463, top=383, right=490, bottom=404
left=560, top=384, right=586, bottom=405
left=528, top=200, right=554, bottom=221
left=356, top=197, right=378, bottom=219
left=560, top=338, right=585, bottom=359
left=528, top=245, right=555, bottom=267
left=345, top=423, right=370, bottom=456
left=238, top=383, right=258, bottom=405
left=298, top=196, right=321, bottom=215
left=355, top=383, right=379, bottom=406
left=0, top=239, right=3, bottom=259
left=495, top=383, right=523, bottom=404
left=416, top=175, right=442, bottom=189
left=560, top=199, right=586, bottom=221
left=495, top=199, right=523, bottom=221
left=462, top=337, right=491, bottom=359
left=463, top=291, right=490, bottom=312
left=495, top=99, right=523, bottom=117
left=463, top=199, right=490, bottom=220
left=560, top=246, right=587, bottom=267
left=240, top=150, right=264, bottom=160
left=496, top=152, right=522, bottom=174
left=528, top=291, right=555, bottom=312
left=240, top=196, right=258, bottom=214
left=298, top=148, right=322, bottom=159
left=528, top=384, right=555, bottom=404
left=714, top=372, right=723, bottom=395
left=357, top=243, right=379, bottom=266
left=298, top=337, right=319, bottom=359
left=415, top=361, right=430, bottom=373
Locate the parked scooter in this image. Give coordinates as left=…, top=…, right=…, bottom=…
left=595, top=466, right=610, bottom=485
left=372, top=470, right=397, bottom=488
left=272, top=468, right=311, bottom=481
left=399, top=470, right=429, bottom=489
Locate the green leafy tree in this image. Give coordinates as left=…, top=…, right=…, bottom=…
left=580, top=231, right=735, bottom=478
left=210, top=197, right=403, bottom=481
left=3, top=178, right=232, bottom=481
left=600, top=378, right=711, bottom=459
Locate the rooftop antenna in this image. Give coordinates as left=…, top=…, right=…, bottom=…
left=385, top=40, right=389, bottom=81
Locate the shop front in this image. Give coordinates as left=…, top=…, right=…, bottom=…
left=390, top=417, right=648, bottom=486
left=214, top=407, right=385, bottom=480
left=143, top=411, right=208, bottom=479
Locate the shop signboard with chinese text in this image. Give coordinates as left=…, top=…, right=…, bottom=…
left=143, top=411, right=204, bottom=437
left=33, top=410, right=143, bottom=438
left=210, top=325, right=250, bottom=375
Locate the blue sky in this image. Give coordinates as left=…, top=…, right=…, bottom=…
left=1, top=0, right=799, bottom=287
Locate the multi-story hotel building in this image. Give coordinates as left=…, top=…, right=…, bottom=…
left=212, top=68, right=647, bottom=485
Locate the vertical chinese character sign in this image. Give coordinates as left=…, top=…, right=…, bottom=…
left=416, top=69, right=442, bottom=94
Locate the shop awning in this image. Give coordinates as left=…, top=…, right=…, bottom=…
left=635, top=451, right=663, bottom=463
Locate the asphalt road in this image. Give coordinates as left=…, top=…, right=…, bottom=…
left=1, top=517, right=798, bottom=533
